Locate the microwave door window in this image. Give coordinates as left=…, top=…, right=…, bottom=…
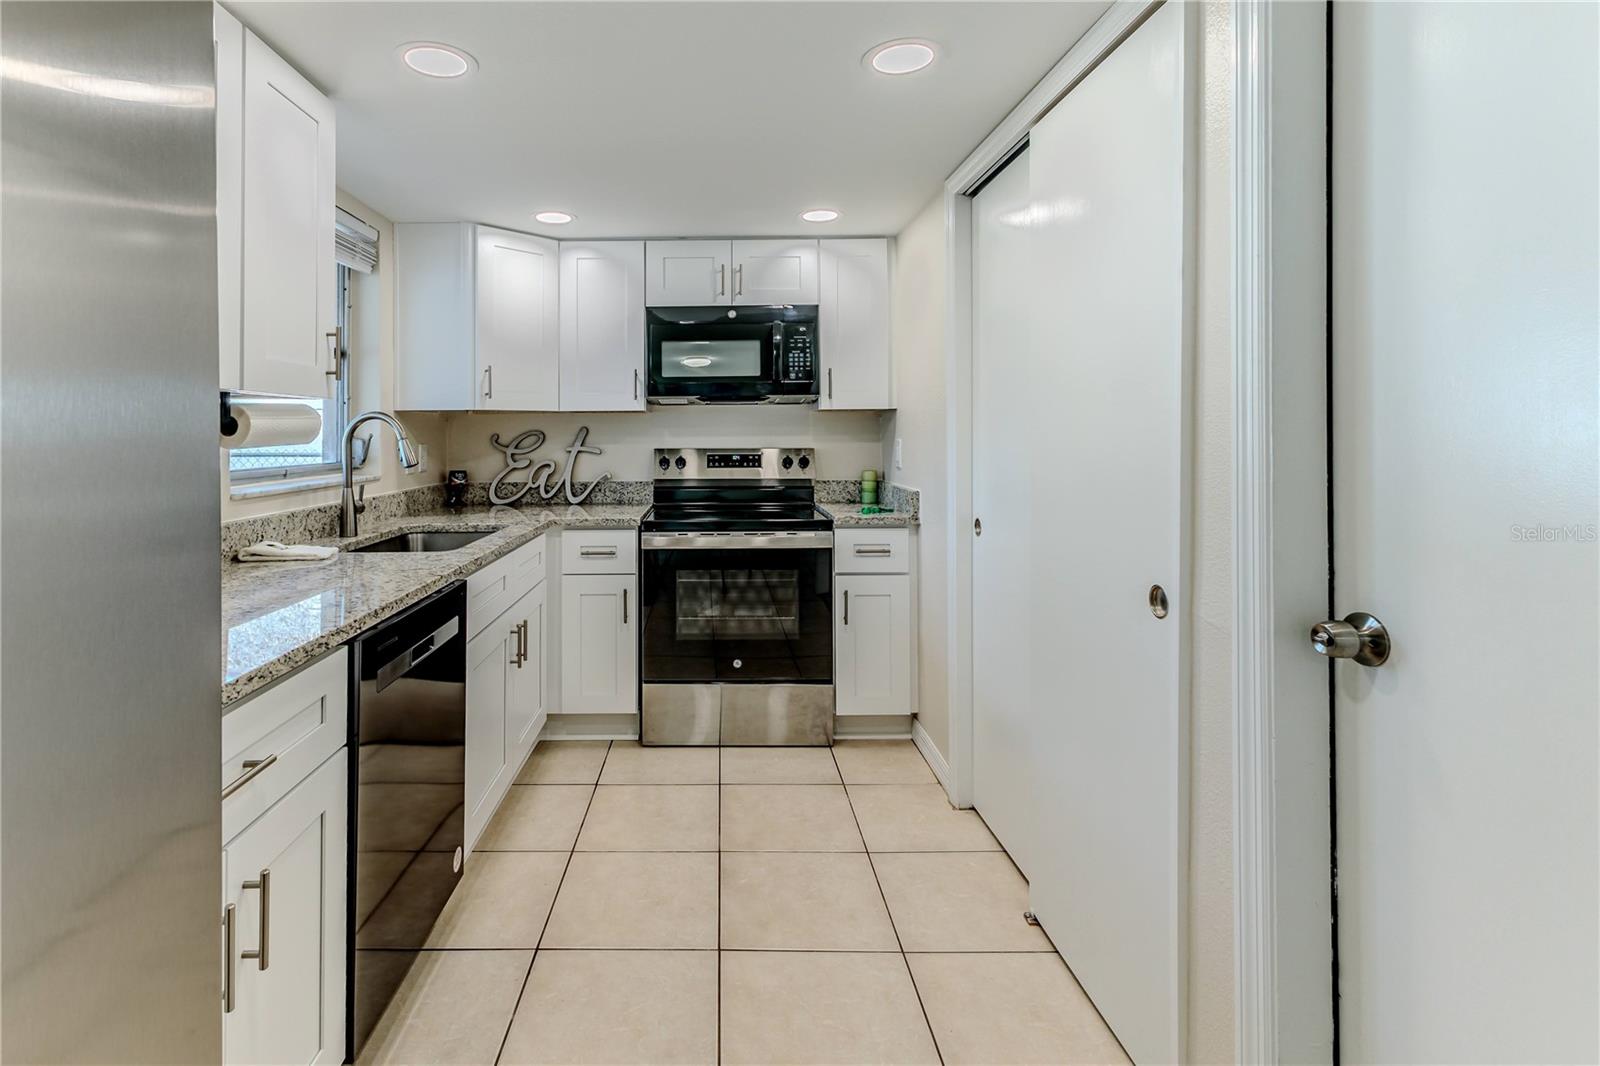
left=661, top=340, right=764, bottom=379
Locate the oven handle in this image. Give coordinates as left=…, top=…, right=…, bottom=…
left=640, top=531, right=834, bottom=550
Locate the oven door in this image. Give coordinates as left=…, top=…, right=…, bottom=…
left=647, top=319, right=778, bottom=403
left=640, top=533, right=833, bottom=684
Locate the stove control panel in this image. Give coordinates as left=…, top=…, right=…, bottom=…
left=653, top=447, right=815, bottom=479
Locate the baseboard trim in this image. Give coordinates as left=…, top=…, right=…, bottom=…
left=539, top=713, right=640, bottom=741
left=912, top=719, right=955, bottom=802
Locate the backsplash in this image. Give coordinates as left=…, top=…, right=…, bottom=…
left=815, top=479, right=920, bottom=521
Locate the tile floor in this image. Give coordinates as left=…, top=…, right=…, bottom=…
left=360, top=739, right=1130, bottom=1066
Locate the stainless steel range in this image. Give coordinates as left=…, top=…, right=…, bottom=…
left=639, top=448, right=834, bottom=745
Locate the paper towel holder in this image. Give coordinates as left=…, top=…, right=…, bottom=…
left=220, top=391, right=239, bottom=438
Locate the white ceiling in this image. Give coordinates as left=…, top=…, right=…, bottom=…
left=230, top=2, right=1111, bottom=238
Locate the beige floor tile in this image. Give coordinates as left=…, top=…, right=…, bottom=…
left=721, top=746, right=841, bottom=784
left=515, top=739, right=610, bottom=784
left=720, top=784, right=864, bottom=852
left=872, top=852, right=1053, bottom=952
left=721, top=852, right=898, bottom=951
left=576, top=785, right=719, bottom=851
left=720, top=952, right=940, bottom=1065
left=358, top=950, right=531, bottom=1065
left=847, top=784, right=1000, bottom=852
left=474, top=785, right=592, bottom=851
left=543, top=851, right=718, bottom=948
left=832, top=740, right=936, bottom=785
left=908, top=953, right=1130, bottom=1065
left=599, top=741, right=719, bottom=784
left=425, top=852, right=566, bottom=948
left=499, top=950, right=717, bottom=1065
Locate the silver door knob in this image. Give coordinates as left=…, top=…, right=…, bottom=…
left=1310, top=611, right=1390, bottom=667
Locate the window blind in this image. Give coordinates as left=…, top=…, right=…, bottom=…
left=335, top=206, right=379, bottom=273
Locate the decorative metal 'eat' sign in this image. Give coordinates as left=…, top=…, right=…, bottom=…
left=488, top=426, right=612, bottom=506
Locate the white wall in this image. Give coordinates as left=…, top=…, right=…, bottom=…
left=221, top=189, right=445, bottom=520
left=439, top=407, right=888, bottom=483
left=882, top=195, right=950, bottom=759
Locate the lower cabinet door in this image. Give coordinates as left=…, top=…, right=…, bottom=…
left=835, top=574, right=912, bottom=716
left=506, top=582, right=547, bottom=760
left=222, top=751, right=347, bottom=1066
left=560, top=573, right=638, bottom=714
left=465, top=620, right=515, bottom=851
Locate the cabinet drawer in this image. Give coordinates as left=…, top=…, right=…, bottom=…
left=467, top=534, right=548, bottom=639
left=561, top=530, right=638, bottom=575
left=835, top=529, right=910, bottom=574
left=222, top=647, right=347, bottom=843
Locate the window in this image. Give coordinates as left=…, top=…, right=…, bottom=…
left=228, top=265, right=352, bottom=482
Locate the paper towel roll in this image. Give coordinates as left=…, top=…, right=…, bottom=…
left=220, top=401, right=323, bottom=449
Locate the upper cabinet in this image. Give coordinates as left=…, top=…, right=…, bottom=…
left=818, top=238, right=892, bottom=410
left=645, top=240, right=732, bottom=306
left=231, top=30, right=337, bottom=398
left=645, top=239, right=818, bottom=306
left=395, top=224, right=561, bottom=411
left=559, top=241, right=646, bottom=411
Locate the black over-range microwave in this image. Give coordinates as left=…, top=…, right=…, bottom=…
left=646, top=304, right=819, bottom=404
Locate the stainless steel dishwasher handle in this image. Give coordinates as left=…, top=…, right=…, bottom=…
left=222, top=753, right=277, bottom=800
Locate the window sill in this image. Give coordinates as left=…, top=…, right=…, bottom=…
left=229, top=471, right=378, bottom=501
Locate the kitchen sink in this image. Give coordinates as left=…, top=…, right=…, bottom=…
left=352, top=530, right=494, bottom=553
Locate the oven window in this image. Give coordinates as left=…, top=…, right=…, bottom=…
left=660, top=340, right=763, bottom=379
left=641, top=547, right=832, bottom=684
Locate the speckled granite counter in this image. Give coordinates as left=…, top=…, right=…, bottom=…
left=817, top=502, right=919, bottom=528
left=222, top=503, right=648, bottom=708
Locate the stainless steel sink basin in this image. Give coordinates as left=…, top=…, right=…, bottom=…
left=352, top=530, right=493, bottom=553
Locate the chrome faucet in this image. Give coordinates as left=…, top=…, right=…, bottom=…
left=341, top=410, right=420, bottom=537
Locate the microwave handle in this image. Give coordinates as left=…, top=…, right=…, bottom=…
left=771, top=323, right=784, bottom=377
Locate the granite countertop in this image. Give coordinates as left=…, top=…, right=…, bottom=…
left=222, top=503, right=648, bottom=708
left=817, top=502, right=918, bottom=528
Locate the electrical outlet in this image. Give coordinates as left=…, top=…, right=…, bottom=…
left=413, top=444, right=429, bottom=475
left=893, top=437, right=904, bottom=471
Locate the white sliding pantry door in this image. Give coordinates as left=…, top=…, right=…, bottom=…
left=972, top=4, right=1193, bottom=1064
left=1330, top=4, right=1599, bottom=1061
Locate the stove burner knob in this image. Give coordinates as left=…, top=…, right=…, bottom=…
left=797, top=455, right=811, bottom=470
left=658, top=455, right=670, bottom=471
left=781, top=455, right=794, bottom=470
left=674, top=456, right=687, bottom=470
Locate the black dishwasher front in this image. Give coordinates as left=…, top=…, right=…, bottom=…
left=347, top=581, right=466, bottom=1062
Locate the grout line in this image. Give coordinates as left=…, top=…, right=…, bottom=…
left=492, top=740, right=611, bottom=1066
left=832, top=746, right=946, bottom=1066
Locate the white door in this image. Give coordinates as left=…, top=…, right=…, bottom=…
left=240, top=31, right=335, bottom=398
left=1331, top=5, right=1599, bottom=1062
left=476, top=226, right=559, bottom=411
left=645, top=239, right=731, bottom=306
left=835, top=574, right=911, bottom=716
left=818, top=239, right=891, bottom=410
left=222, top=752, right=346, bottom=1065
left=465, top=623, right=513, bottom=850
left=732, top=239, right=818, bottom=305
left=971, top=5, right=1192, bottom=1064
left=560, top=574, right=637, bottom=714
left=506, top=582, right=547, bottom=756
left=559, top=241, right=646, bottom=411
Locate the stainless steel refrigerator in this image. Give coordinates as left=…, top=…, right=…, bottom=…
left=2, top=4, right=223, bottom=1061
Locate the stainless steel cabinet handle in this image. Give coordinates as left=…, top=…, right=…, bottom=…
left=222, top=753, right=277, bottom=800
left=718, top=263, right=727, bottom=297
left=222, top=904, right=236, bottom=1013
left=580, top=547, right=618, bottom=558
left=634, top=368, right=639, bottom=401
left=735, top=264, right=743, bottom=297
left=854, top=545, right=892, bottom=556
left=324, top=327, right=342, bottom=383
left=483, top=365, right=493, bottom=400
left=513, top=619, right=528, bottom=668
left=622, top=589, right=629, bottom=625
left=828, top=368, right=833, bottom=399
left=843, top=589, right=849, bottom=626
left=240, top=869, right=270, bottom=971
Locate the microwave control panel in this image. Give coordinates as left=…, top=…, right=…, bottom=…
left=780, top=325, right=816, bottom=383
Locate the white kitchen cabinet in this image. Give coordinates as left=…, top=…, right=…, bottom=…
left=645, top=239, right=732, bottom=306
left=395, top=224, right=560, bottom=411
left=465, top=617, right=513, bottom=851
left=732, top=239, right=819, bottom=305
left=239, top=30, right=336, bottom=398
left=559, top=241, right=646, bottom=411
left=818, top=239, right=892, bottom=409
left=222, top=751, right=346, bottom=1066
left=560, top=573, right=638, bottom=715
left=215, top=3, right=244, bottom=392
left=835, top=573, right=912, bottom=716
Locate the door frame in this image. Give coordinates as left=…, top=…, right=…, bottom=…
left=1231, top=2, right=1334, bottom=1062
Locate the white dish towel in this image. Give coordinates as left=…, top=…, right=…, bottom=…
left=237, top=540, right=339, bottom=563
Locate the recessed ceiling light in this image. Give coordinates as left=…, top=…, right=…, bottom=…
left=865, top=38, right=937, bottom=76
left=533, top=211, right=575, bottom=225
left=399, top=42, right=476, bottom=79
left=800, top=209, right=841, bottom=224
